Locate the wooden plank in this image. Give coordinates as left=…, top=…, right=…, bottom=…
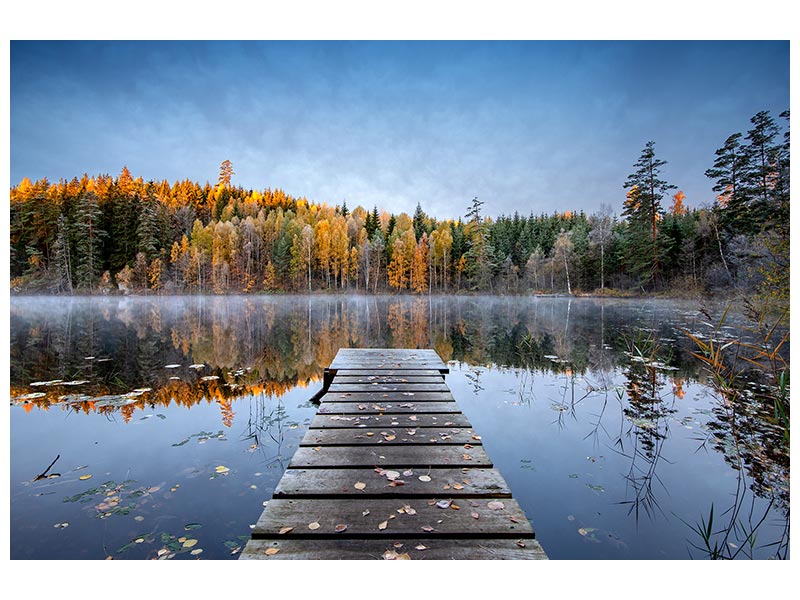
left=252, top=498, right=534, bottom=538
left=300, top=427, right=481, bottom=446
left=240, top=537, right=547, bottom=559
left=332, top=375, right=445, bottom=384
left=311, top=413, right=472, bottom=429
left=320, top=391, right=454, bottom=403
left=332, top=369, right=442, bottom=377
left=318, top=401, right=458, bottom=414
left=328, top=382, right=450, bottom=393
left=289, top=445, right=492, bottom=468
left=273, top=467, right=512, bottom=498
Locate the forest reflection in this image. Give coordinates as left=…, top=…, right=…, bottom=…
left=11, top=296, right=704, bottom=421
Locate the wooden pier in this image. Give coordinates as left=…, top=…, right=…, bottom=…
left=240, top=348, right=547, bottom=560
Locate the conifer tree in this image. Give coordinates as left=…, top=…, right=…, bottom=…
left=622, top=141, right=675, bottom=285
left=73, top=192, right=106, bottom=291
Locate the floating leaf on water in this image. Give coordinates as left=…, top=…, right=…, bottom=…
left=354, top=482, right=366, bottom=491
left=215, top=466, right=230, bottom=474
left=79, top=474, right=93, bottom=481
left=279, top=527, right=294, bottom=535
left=182, top=539, right=198, bottom=548
left=586, top=484, right=605, bottom=492
left=487, top=501, right=505, bottom=510
left=308, top=521, right=321, bottom=530
left=17, top=392, right=47, bottom=400
left=264, top=548, right=280, bottom=555
left=334, top=524, right=348, bottom=533
left=190, top=549, right=203, bottom=555
left=418, top=475, right=431, bottom=482
left=578, top=527, right=597, bottom=537
left=53, top=522, right=69, bottom=528
left=134, top=516, right=145, bottom=522
left=184, top=523, right=202, bottom=531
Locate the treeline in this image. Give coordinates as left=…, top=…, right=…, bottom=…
left=10, top=111, right=789, bottom=299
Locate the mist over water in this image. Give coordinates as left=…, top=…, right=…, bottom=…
left=9, top=295, right=789, bottom=559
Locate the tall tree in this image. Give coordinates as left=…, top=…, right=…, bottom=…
left=218, top=159, right=235, bottom=188
left=73, top=192, right=106, bottom=291
left=588, top=204, right=614, bottom=291
left=705, top=132, right=749, bottom=232
left=622, top=141, right=676, bottom=285
left=743, top=110, right=782, bottom=230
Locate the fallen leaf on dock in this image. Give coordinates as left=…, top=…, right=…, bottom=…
left=264, top=548, right=280, bottom=555
left=378, top=521, right=388, bottom=530
left=308, top=521, right=321, bottom=530
left=334, top=524, right=348, bottom=533
left=278, top=527, right=294, bottom=534
left=354, top=482, right=366, bottom=491
left=487, top=501, right=505, bottom=510
left=418, top=475, right=431, bottom=482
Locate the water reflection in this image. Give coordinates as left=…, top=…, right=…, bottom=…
left=10, top=295, right=789, bottom=559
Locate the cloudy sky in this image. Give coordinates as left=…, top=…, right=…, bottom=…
left=10, top=40, right=789, bottom=220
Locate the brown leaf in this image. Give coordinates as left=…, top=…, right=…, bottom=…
left=397, top=553, right=411, bottom=560
left=278, top=526, right=294, bottom=535
left=354, top=481, right=366, bottom=491
left=442, top=483, right=451, bottom=490
left=264, top=548, right=280, bottom=555
left=462, top=454, right=473, bottom=461
left=463, top=444, right=473, bottom=449
left=383, top=434, right=396, bottom=442
left=388, top=479, right=405, bottom=487
left=334, top=524, right=348, bottom=533
left=453, top=483, right=464, bottom=490
left=421, top=525, right=435, bottom=532
left=382, top=550, right=398, bottom=560
left=516, top=540, right=526, bottom=548
left=509, top=516, right=520, bottom=523
left=403, top=504, right=417, bottom=515
left=450, top=503, right=460, bottom=510
left=487, top=501, right=505, bottom=510
left=471, top=512, right=480, bottom=519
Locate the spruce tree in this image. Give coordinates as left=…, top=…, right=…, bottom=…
left=622, top=141, right=675, bottom=286
left=73, top=192, right=107, bottom=292
left=705, top=133, right=750, bottom=233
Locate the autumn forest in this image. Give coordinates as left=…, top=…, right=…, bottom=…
left=9, top=110, right=789, bottom=301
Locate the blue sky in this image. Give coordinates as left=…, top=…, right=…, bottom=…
left=10, top=40, right=789, bottom=219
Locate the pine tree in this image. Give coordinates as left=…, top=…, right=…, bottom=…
left=705, top=133, right=749, bottom=232
left=136, top=195, right=159, bottom=260
left=73, top=192, right=106, bottom=291
left=218, top=160, right=235, bottom=188
left=622, top=141, right=675, bottom=286
left=412, top=202, right=427, bottom=241
left=52, top=214, right=73, bottom=293
left=743, top=110, right=782, bottom=231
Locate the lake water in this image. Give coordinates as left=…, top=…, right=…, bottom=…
left=9, top=295, right=789, bottom=560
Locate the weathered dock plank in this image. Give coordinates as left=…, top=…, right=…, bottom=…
left=300, top=427, right=481, bottom=446
left=310, top=413, right=472, bottom=429
left=240, top=347, right=546, bottom=560
left=289, top=445, right=492, bottom=468
left=273, top=467, right=512, bottom=498
left=240, top=538, right=547, bottom=560
left=318, top=401, right=459, bottom=414
left=252, top=498, right=534, bottom=538
left=320, top=391, right=455, bottom=403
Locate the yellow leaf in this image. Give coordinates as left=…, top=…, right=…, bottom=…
left=308, top=521, right=320, bottom=530
left=215, top=466, right=229, bottom=474
left=378, top=521, right=388, bottom=530
left=354, top=482, right=366, bottom=491
left=79, top=474, right=92, bottom=480
left=183, top=539, right=198, bottom=548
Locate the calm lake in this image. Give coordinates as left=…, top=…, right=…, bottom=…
left=9, top=295, right=789, bottom=560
